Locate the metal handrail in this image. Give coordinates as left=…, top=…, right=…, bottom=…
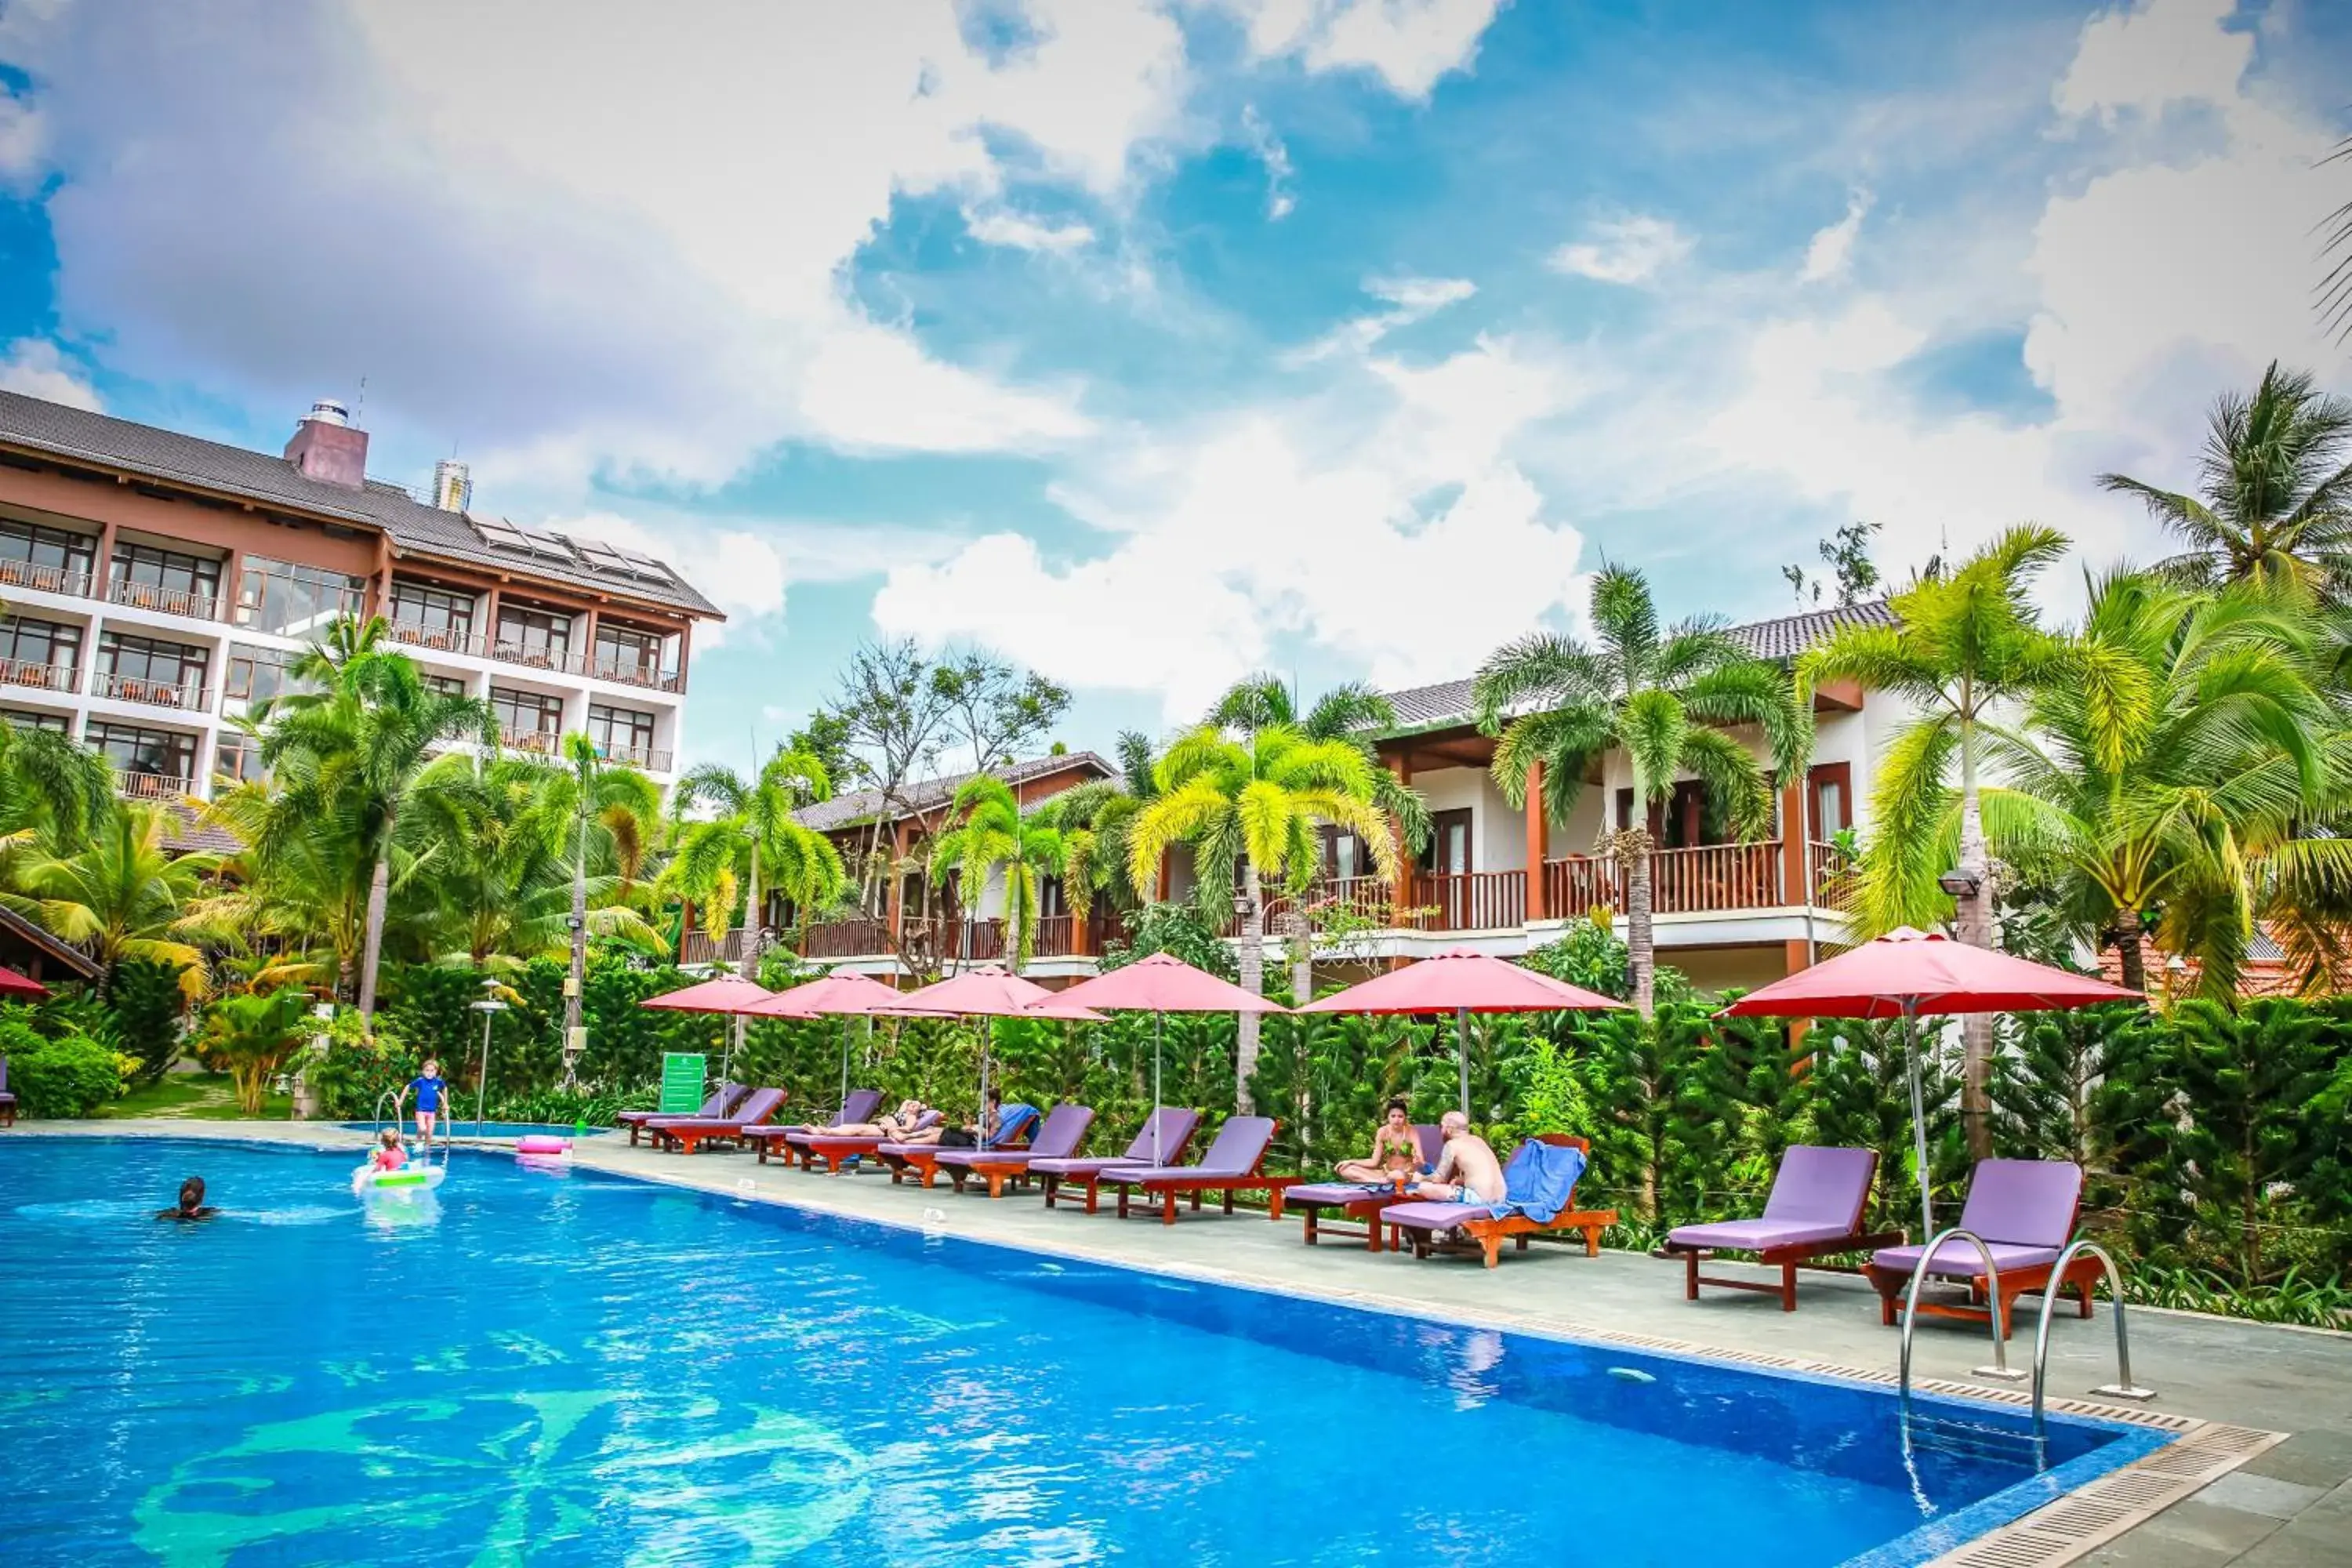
left=2031, top=1240, right=2157, bottom=1440
left=1897, top=1227, right=2027, bottom=1417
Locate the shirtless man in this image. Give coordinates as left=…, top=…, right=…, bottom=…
left=1413, top=1111, right=1505, bottom=1207
left=1335, top=1098, right=1421, bottom=1183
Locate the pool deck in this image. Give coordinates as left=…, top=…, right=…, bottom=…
left=27, top=1118, right=2352, bottom=1566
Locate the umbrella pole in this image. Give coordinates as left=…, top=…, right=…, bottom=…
left=838, top=1016, right=851, bottom=1112
left=1456, top=1005, right=1472, bottom=1120
left=978, top=1015, right=990, bottom=1150
left=1152, top=1010, right=1164, bottom=1168
left=1904, top=997, right=1934, bottom=1240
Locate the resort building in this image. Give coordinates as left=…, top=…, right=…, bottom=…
left=0, top=390, right=720, bottom=802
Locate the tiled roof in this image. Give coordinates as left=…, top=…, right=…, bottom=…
left=158, top=804, right=246, bottom=857
left=1379, top=600, right=1896, bottom=736
left=0, top=903, right=103, bottom=982
left=796, top=751, right=1111, bottom=833
left=0, top=390, right=720, bottom=619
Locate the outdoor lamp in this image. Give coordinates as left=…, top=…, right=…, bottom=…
left=1936, top=867, right=1982, bottom=898
left=1232, top=893, right=1251, bottom=916
left=470, top=979, right=510, bottom=1134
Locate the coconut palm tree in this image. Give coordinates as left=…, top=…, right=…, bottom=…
left=248, top=615, right=496, bottom=1022
left=8, top=801, right=219, bottom=999
left=1127, top=724, right=1401, bottom=1108
left=669, top=743, right=844, bottom=970
left=928, top=775, right=1069, bottom=972
left=1960, top=573, right=2340, bottom=994
left=2100, top=363, right=2352, bottom=601
left=1474, top=565, right=1811, bottom=1016
left=546, top=735, right=666, bottom=1060
left=1800, top=526, right=2140, bottom=1157
left=1027, top=729, right=1158, bottom=933
left=0, top=720, right=114, bottom=855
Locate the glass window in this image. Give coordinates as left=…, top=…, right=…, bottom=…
left=587, top=703, right=655, bottom=758
left=87, top=721, right=198, bottom=782
left=2, top=708, right=71, bottom=734
left=234, top=556, right=366, bottom=637
left=215, top=740, right=265, bottom=786
left=422, top=672, right=469, bottom=699
left=490, top=687, right=565, bottom=750
left=591, top=622, right=677, bottom=681
left=387, top=580, right=477, bottom=644
left=100, top=630, right=208, bottom=690
left=0, top=615, right=81, bottom=681
left=0, top=517, right=97, bottom=593
left=224, top=643, right=303, bottom=705
left=495, top=604, right=572, bottom=660
left=108, top=541, right=222, bottom=615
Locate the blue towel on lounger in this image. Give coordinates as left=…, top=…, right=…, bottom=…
left=983, top=1104, right=1038, bottom=1150
left=1491, top=1141, right=1587, bottom=1224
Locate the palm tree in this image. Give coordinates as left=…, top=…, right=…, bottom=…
left=8, top=802, right=219, bottom=1000
left=0, top=720, right=114, bottom=855
left=1800, top=526, right=2136, bottom=1157
left=670, top=743, right=845, bottom=971
left=929, top=775, right=1069, bottom=972
left=249, top=616, right=496, bottom=1022
left=2099, top=363, right=2352, bottom=601
left=546, top=734, right=666, bottom=1067
left=1473, top=565, right=1811, bottom=1015
left=1969, top=573, right=2339, bottom=993
left=1127, top=724, right=1401, bottom=1108
left=1028, top=730, right=1159, bottom=937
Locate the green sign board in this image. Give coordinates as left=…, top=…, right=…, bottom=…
left=658, top=1052, right=707, bottom=1116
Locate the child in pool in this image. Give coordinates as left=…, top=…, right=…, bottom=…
left=154, top=1175, right=221, bottom=1221
left=408, top=1058, right=449, bottom=1145
left=371, top=1127, right=408, bottom=1171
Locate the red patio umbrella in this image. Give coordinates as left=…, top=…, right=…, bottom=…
left=748, top=970, right=908, bottom=1113
left=0, top=966, right=51, bottom=1000
left=638, top=974, right=778, bottom=1086
left=1298, top=948, right=1625, bottom=1117
left=1719, top=927, right=2141, bottom=1237
left=1046, top=953, right=1288, bottom=1167
left=875, top=966, right=1105, bottom=1146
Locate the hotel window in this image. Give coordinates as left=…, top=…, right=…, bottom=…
left=100, top=630, right=209, bottom=693
left=215, top=739, right=265, bottom=786
left=1808, top=762, right=1853, bottom=842
left=591, top=622, right=674, bottom=681
left=387, top=580, right=476, bottom=645
left=2, top=708, right=71, bottom=734
left=422, top=672, right=469, bottom=699
left=0, top=615, right=81, bottom=681
left=109, top=540, right=222, bottom=615
left=587, top=702, right=655, bottom=760
left=234, top=556, right=366, bottom=637
left=490, top=686, right=565, bottom=745
left=86, top=721, right=198, bottom=782
left=224, top=643, right=303, bottom=706
left=494, top=604, right=572, bottom=661
left=0, top=517, right=97, bottom=593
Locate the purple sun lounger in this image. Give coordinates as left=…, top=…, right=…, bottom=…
left=1100, top=1115, right=1295, bottom=1225
left=1864, top=1159, right=2098, bottom=1340
left=1662, top=1145, right=1903, bottom=1311
left=0, top=1052, right=16, bottom=1127
left=1380, top=1135, right=1619, bottom=1269
left=1285, top=1123, right=1445, bottom=1251
left=746, top=1088, right=884, bottom=1164
left=646, top=1086, right=787, bottom=1155
left=1030, top=1107, right=1201, bottom=1214
left=880, top=1103, right=1040, bottom=1185
left=800, top=1108, right=944, bottom=1174
left=906, top=1103, right=1095, bottom=1197
left=617, top=1081, right=744, bottom=1145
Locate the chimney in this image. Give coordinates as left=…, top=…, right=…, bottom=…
left=284, top=397, right=368, bottom=489
left=430, top=458, right=472, bottom=513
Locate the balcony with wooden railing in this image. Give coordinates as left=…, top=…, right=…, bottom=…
left=0, top=657, right=80, bottom=695
left=0, top=558, right=93, bottom=599
left=499, top=727, right=564, bottom=757
left=118, top=771, right=193, bottom=802
left=105, top=580, right=220, bottom=622
left=92, top=670, right=209, bottom=712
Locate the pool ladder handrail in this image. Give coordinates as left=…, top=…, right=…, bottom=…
left=1896, top=1226, right=2028, bottom=1421
left=2029, top=1238, right=2158, bottom=1441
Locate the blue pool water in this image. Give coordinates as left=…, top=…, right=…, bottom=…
left=0, top=1138, right=2158, bottom=1566
left=335, top=1121, right=614, bottom=1139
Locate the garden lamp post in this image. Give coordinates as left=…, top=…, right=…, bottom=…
left=471, top=980, right=509, bottom=1138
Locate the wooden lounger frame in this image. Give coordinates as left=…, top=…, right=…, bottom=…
left=884, top=1131, right=1034, bottom=1190
left=1110, top=1124, right=1296, bottom=1226
left=1864, top=1247, right=2100, bottom=1339
left=1668, top=1229, right=1905, bottom=1312
left=1295, top=1189, right=1412, bottom=1252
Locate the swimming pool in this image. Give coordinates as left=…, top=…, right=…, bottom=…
left=0, top=1138, right=2160, bottom=1566
left=335, top=1120, right=615, bottom=1139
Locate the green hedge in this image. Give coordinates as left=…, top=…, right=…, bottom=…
left=1, top=1020, right=126, bottom=1118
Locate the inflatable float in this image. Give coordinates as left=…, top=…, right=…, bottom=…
left=514, top=1134, right=571, bottom=1158
left=351, top=1163, right=446, bottom=1199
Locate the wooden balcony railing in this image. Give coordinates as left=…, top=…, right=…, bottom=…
left=500, top=727, right=564, bottom=757
left=1030, top=913, right=1077, bottom=958
left=1548, top=843, right=1787, bottom=916
left=1807, top=841, right=1853, bottom=908
left=588, top=655, right=687, bottom=694
left=385, top=619, right=485, bottom=657
left=106, top=580, right=220, bottom=621
left=93, top=670, right=209, bottom=711
left=678, top=928, right=770, bottom=967
left=0, top=657, right=80, bottom=694
left=1407, top=869, right=1526, bottom=931
left=117, top=771, right=193, bottom=802
left=0, top=559, right=93, bottom=598
left=599, top=742, right=673, bottom=773
left=803, top=916, right=890, bottom=960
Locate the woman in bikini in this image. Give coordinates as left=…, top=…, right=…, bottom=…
left=827, top=1098, right=937, bottom=1142
left=1335, top=1098, right=1422, bottom=1184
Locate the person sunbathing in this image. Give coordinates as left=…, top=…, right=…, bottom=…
left=1412, top=1111, right=1505, bottom=1207
left=1335, top=1098, right=1421, bottom=1183
left=829, top=1098, right=935, bottom=1142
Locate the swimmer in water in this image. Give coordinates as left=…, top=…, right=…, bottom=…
left=371, top=1127, right=408, bottom=1171
left=155, top=1175, right=220, bottom=1221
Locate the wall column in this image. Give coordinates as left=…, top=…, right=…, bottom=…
left=1523, top=757, right=1547, bottom=922
left=1777, top=781, right=1807, bottom=907
left=93, top=516, right=121, bottom=601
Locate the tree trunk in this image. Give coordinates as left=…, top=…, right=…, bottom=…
left=2113, top=906, right=2147, bottom=995
left=563, top=804, right=590, bottom=1089
left=1236, top=861, right=1264, bottom=1112
left=357, top=849, right=390, bottom=1026
left=1286, top=907, right=1312, bottom=1007
left=734, top=838, right=760, bottom=1072
left=1955, top=718, right=1995, bottom=1161
left=1628, top=835, right=1655, bottom=1016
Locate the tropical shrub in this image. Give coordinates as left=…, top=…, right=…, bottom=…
left=198, top=987, right=318, bottom=1116
left=107, top=958, right=189, bottom=1086
left=2, top=1020, right=127, bottom=1118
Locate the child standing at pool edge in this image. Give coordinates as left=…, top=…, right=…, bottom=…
left=409, top=1059, right=448, bottom=1146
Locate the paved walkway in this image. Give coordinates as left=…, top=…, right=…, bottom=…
left=27, top=1119, right=2352, bottom=1566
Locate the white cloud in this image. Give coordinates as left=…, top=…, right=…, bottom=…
left=1797, top=188, right=1872, bottom=285
left=2053, top=0, right=2250, bottom=125
left=1218, top=0, right=1505, bottom=100
left=1288, top=274, right=1476, bottom=361
left=1547, top=215, right=1692, bottom=286
left=0, top=339, right=101, bottom=410
left=0, top=84, right=45, bottom=187
left=962, top=205, right=1098, bottom=253
left=1240, top=104, right=1297, bottom=220
left=798, top=320, right=1093, bottom=454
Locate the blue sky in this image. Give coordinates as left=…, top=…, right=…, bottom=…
left=1, top=0, right=2347, bottom=775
